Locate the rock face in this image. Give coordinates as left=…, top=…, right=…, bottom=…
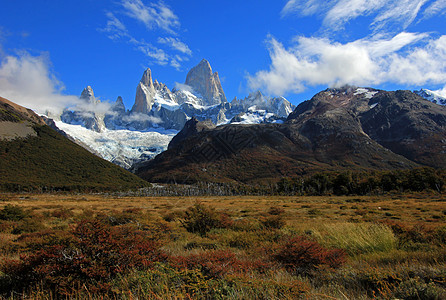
left=80, top=86, right=99, bottom=105
left=359, top=90, right=446, bottom=167
left=61, top=59, right=294, bottom=133
left=131, top=68, right=157, bottom=114
left=61, top=86, right=106, bottom=132
left=135, top=87, right=446, bottom=184
left=185, top=59, right=227, bottom=105
left=168, top=117, right=216, bottom=150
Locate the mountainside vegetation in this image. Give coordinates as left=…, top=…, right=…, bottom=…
left=0, top=125, right=148, bottom=192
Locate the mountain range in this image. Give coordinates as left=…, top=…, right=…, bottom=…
left=54, top=59, right=295, bottom=168
left=134, top=87, right=446, bottom=184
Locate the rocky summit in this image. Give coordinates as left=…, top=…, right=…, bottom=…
left=134, top=87, right=446, bottom=184
left=185, top=59, right=227, bottom=105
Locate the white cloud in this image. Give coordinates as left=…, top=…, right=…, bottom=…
left=433, top=87, right=446, bottom=98
left=281, top=0, right=332, bottom=18
left=121, top=0, right=180, bottom=33
left=123, top=112, right=162, bottom=124
left=174, top=82, right=193, bottom=92
left=135, top=42, right=169, bottom=65
left=100, top=12, right=129, bottom=40
left=281, top=0, right=443, bottom=32
left=0, top=51, right=79, bottom=115
left=371, top=0, right=428, bottom=31
left=324, top=0, right=386, bottom=30
left=423, top=0, right=446, bottom=17
left=248, top=33, right=446, bottom=95
left=158, top=37, right=192, bottom=55
left=99, top=1, right=190, bottom=70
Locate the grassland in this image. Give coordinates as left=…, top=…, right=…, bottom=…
left=0, top=193, right=445, bottom=299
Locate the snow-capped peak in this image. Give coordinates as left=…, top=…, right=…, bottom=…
left=414, top=89, right=446, bottom=105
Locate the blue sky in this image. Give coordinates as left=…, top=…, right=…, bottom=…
left=0, top=0, right=445, bottom=114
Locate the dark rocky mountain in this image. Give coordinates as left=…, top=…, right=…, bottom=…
left=134, top=87, right=446, bottom=184
left=0, top=96, right=148, bottom=191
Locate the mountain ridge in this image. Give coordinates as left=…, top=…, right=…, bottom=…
left=0, top=96, right=149, bottom=191
left=134, top=87, right=446, bottom=184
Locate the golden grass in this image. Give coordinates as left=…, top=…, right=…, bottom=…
left=0, top=192, right=444, bottom=299
left=1, top=193, right=444, bottom=225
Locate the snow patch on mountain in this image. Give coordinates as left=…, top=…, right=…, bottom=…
left=55, top=120, right=177, bottom=169
left=414, top=89, right=446, bottom=105
left=354, top=88, right=378, bottom=99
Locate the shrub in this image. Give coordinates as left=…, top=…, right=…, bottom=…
left=173, top=249, right=273, bottom=279
left=394, top=278, right=445, bottom=300
left=181, top=203, right=230, bottom=236
left=274, top=236, right=346, bottom=275
left=260, top=215, right=286, bottom=229
left=268, top=206, right=285, bottom=215
left=11, top=218, right=44, bottom=234
left=1, top=219, right=167, bottom=296
left=0, top=205, right=28, bottom=221
left=50, top=208, right=74, bottom=219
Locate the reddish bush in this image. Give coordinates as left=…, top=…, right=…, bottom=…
left=172, top=250, right=271, bottom=278
left=273, top=236, right=346, bottom=274
left=1, top=219, right=167, bottom=296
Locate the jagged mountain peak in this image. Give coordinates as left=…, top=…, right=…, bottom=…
left=140, top=68, right=154, bottom=88
left=80, top=86, right=98, bottom=104
left=115, top=96, right=124, bottom=105
left=131, top=68, right=157, bottom=114
left=185, top=59, right=227, bottom=105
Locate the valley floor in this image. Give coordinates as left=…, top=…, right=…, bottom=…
left=0, top=193, right=445, bottom=299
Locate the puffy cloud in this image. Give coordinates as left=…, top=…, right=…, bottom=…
left=0, top=51, right=79, bottom=115
left=121, top=0, right=180, bottom=34
left=247, top=33, right=446, bottom=95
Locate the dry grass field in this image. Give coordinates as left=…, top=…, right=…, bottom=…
left=0, top=192, right=445, bottom=299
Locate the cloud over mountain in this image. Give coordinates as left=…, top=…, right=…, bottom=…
left=248, top=33, right=446, bottom=95
left=0, top=51, right=78, bottom=115
left=250, top=0, right=446, bottom=96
